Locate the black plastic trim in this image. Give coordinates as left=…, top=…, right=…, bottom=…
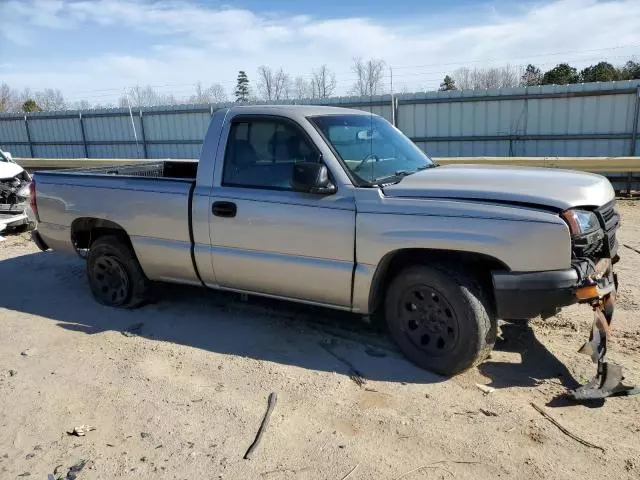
left=187, top=183, right=205, bottom=286
left=31, top=229, right=50, bottom=252
left=493, top=269, right=579, bottom=319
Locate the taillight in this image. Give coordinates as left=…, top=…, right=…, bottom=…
left=29, top=180, right=39, bottom=222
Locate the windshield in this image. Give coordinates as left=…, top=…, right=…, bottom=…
left=0, top=150, right=8, bottom=162
left=309, top=114, right=434, bottom=185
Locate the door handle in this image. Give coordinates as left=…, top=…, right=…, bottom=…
left=212, top=201, right=237, bottom=218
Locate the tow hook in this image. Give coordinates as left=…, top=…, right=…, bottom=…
left=568, top=259, right=639, bottom=401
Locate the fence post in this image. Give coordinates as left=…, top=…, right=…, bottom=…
left=79, top=112, right=89, bottom=158
left=139, top=110, right=148, bottom=159
left=24, top=115, right=34, bottom=158
left=627, top=86, right=640, bottom=196
left=391, top=94, right=396, bottom=127
left=631, top=86, right=640, bottom=157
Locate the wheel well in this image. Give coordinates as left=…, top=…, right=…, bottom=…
left=368, top=249, right=509, bottom=314
left=71, top=217, right=131, bottom=253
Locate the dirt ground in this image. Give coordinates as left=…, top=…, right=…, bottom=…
left=1, top=203, right=640, bottom=480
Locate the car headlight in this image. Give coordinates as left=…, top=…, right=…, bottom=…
left=561, top=209, right=600, bottom=235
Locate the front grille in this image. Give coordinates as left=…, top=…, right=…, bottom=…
left=595, top=200, right=620, bottom=258
left=572, top=201, right=619, bottom=260
left=597, top=200, right=619, bottom=232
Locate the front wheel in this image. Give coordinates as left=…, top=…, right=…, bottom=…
left=86, top=235, right=150, bottom=308
left=385, top=265, right=496, bottom=376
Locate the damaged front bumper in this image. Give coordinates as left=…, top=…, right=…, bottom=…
left=0, top=202, right=30, bottom=232
left=492, top=256, right=617, bottom=320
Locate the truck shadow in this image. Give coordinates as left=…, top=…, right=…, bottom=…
left=2, top=250, right=581, bottom=391
left=480, top=322, right=580, bottom=390
left=478, top=322, right=595, bottom=408
left=1, top=250, right=440, bottom=385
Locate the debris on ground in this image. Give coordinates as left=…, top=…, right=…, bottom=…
left=244, top=392, right=277, bottom=460
left=319, top=342, right=366, bottom=387
left=530, top=403, right=605, bottom=452
left=475, top=383, right=496, bottom=394
left=67, top=425, right=96, bottom=437
left=140, top=432, right=151, bottom=439
left=121, top=322, right=144, bottom=337
left=66, top=460, right=89, bottom=480
left=20, top=349, right=36, bottom=357
left=52, top=465, right=65, bottom=480
left=479, top=409, right=498, bottom=417
left=339, top=463, right=359, bottom=479
left=8, top=369, right=17, bottom=376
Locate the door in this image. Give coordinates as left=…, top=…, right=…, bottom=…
left=208, top=115, right=356, bottom=308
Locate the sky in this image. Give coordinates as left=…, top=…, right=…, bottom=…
left=0, top=0, right=639, bottom=105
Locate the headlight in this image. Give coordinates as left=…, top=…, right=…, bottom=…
left=561, top=209, right=600, bottom=235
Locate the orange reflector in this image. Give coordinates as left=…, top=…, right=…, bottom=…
left=576, top=285, right=599, bottom=300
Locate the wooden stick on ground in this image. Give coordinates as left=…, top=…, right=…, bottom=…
left=394, top=463, right=454, bottom=479
left=530, top=403, right=605, bottom=453
left=244, top=392, right=278, bottom=460
left=340, top=463, right=360, bottom=480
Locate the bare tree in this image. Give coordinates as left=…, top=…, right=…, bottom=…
left=257, top=66, right=291, bottom=101
left=351, top=58, right=386, bottom=96
left=293, top=76, right=315, bottom=99
left=311, top=65, right=336, bottom=99
left=118, top=85, right=178, bottom=108
left=452, top=65, right=521, bottom=90
left=190, top=82, right=228, bottom=104
left=72, top=100, right=91, bottom=110
left=34, top=88, right=67, bottom=111
left=0, top=83, right=19, bottom=112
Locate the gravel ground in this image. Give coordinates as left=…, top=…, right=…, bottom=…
left=1, top=202, right=640, bottom=480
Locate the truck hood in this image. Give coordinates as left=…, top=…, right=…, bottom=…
left=382, top=164, right=615, bottom=210
left=0, top=162, right=25, bottom=180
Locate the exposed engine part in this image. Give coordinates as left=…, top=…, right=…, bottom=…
left=568, top=262, right=639, bottom=401
left=0, top=174, right=30, bottom=206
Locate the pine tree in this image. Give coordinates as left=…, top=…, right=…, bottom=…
left=541, top=64, right=579, bottom=85
left=438, top=75, right=457, bottom=91
left=235, top=71, right=249, bottom=102
left=22, top=99, right=41, bottom=112
left=580, top=62, right=619, bottom=83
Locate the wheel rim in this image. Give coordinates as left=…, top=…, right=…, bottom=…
left=398, top=285, right=459, bottom=354
left=92, top=255, right=130, bottom=304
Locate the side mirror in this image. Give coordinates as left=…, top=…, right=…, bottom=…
left=291, top=162, right=336, bottom=195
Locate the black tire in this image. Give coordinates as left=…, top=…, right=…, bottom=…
left=86, top=235, right=150, bottom=308
left=385, top=264, right=496, bottom=376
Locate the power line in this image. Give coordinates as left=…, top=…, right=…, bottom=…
left=392, top=44, right=640, bottom=70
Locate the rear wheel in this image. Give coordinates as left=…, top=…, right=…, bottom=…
left=385, top=264, right=496, bottom=376
left=86, top=235, right=149, bottom=308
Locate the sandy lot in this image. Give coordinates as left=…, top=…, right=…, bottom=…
left=1, top=203, right=640, bottom=480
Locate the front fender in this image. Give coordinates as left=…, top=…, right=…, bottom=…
left=351, top=210, right=571, bottom=313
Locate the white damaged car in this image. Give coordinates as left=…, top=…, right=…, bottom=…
left=0, top=148, right=33, bottom=233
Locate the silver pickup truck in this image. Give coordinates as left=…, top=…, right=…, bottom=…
left=30, top=105, right=620, bottom=376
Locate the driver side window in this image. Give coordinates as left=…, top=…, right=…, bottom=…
left=222, top=118, right=319, bottom=190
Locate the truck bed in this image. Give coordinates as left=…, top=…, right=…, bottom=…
left=50, top=160, right=199, bottom=180
left=34, top=160, right=201, bottom=285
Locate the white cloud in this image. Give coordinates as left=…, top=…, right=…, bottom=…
left=1, top=0, right=639, bottom=103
